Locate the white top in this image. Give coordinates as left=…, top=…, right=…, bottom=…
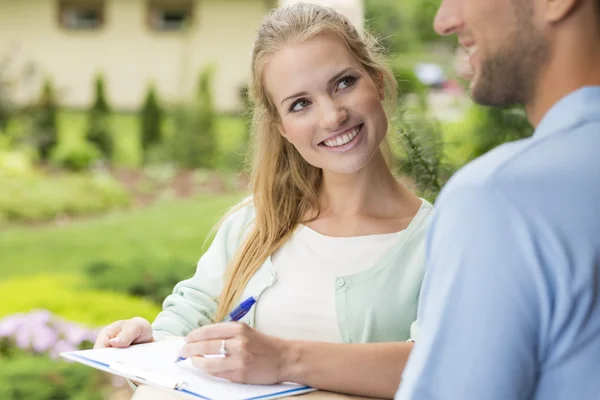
left=254, top=201, right=427, bottom=343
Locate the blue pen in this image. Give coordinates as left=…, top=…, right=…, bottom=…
left=220, top=297, right=256, bottom=322
left=175, top=296, right=256, bottom=363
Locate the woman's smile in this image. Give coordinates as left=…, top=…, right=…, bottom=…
left=318, top=123, right=365, bottom=153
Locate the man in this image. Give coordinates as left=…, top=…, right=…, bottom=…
left=396, top=0, right=600, bottom=399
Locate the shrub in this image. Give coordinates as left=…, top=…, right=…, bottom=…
left=413, top=0, right=450, bottom=44
left=468, top=105, right=533, bottom=159
left=396, top=109, right=455, bottom=202
left=0, top=274, right=161, bottom=327
left=0, top=171, right=131, bottom=225
left=140, top=84, right=163, bottom=162
left=219, top=86, right=251, bottom=171
left=51, top=141, right=102, bottom=171
left=85, top=258, right=197, bottom=304
left=171, top=66, right=218, bottom=169
left=0, top=53, right=15, bottom=133
left=31, top=79, right=59, bottom=161
left=238, top=85, right=251, bottom=168
left=0, top=147, right=36, bottom=177
left=0, top=310, right=115, bottom=400
left=365, top=0, right=419, bottom=53
left=0, top=310, right=99, bottom=357
left=86, top=74, right=113, bottom=160
left=392, top=65, right=428, bottom=107
left=194, top=67, right=218, bottom=168
left=0, top=352, right=110, bottom=400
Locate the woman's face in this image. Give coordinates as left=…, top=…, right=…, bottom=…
left=263, top=33, right=389, bottom=175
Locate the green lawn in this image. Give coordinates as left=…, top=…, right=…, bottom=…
left=0, top=194, right=245, bottom=280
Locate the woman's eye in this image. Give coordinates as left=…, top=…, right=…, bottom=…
left=337, top=76, right=357, bottom=90
left=290, top=99, right=310, bottom=112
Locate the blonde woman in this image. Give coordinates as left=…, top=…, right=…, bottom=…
left=95, top=4, right=433, bottom=398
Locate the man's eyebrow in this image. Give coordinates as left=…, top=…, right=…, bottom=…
left=280, top=67, right=357, bottom=106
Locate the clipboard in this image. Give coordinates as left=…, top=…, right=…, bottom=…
left=61, top=339, right=315, bottom=400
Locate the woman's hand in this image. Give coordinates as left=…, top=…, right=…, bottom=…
left=94, top=317, right=155, bottom=349
left=182, top=322, right=289, bottom=384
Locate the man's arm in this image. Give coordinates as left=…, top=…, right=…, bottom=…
left=396, top=184, right=544, bottom=399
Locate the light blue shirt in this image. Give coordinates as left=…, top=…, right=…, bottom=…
left=396, top=86, right=600, bottom=400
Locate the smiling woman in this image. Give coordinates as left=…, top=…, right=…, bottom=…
left=265, top=33, right=389, bottom=174
left=93, top=4, right=433, bottom=399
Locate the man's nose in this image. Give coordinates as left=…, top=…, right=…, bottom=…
left=434, top=0, right=465, bottom=36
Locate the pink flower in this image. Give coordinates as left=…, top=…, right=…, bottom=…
left=0, top=314, right=26, bottom=337
left=49, top=339, right=77, bottom=360
left=32, top=325, right=59, bottom=353
left=0, top=310, right=102, bottom=356
left=14, top=326, right=31, bottom=350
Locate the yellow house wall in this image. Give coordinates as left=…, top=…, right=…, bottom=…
left=278, top=0, right=364, bottom=34
left=0, top=0, right=267, bottom=112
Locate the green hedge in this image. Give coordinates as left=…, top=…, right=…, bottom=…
left=0, top=171, right=131, bottom=225
left=85, top=258, right=197, bottom=304
left=0, top=309, right=119, bottom=400
left=0, top=352, right=110, bottom=400
left=0, top=274, right=161, bottom=327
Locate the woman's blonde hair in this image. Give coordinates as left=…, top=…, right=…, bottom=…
left=214, top=3, right=398, bottom=320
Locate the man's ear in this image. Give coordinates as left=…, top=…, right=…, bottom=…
left=543, top=0, right=580, bottom=23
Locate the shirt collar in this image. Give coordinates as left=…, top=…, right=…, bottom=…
left=534, top=86, right=600, bottom=139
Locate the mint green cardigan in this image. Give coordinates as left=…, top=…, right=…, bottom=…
left=152, top=199, right=433, bottom=344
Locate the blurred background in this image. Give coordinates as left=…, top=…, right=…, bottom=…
left=0, top=0, right=533, bottom=398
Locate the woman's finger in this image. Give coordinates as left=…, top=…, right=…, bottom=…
left=110, top=318, right=150, bottom=347
left=181, top=339, right=225, bottom=358
left=191, top=355, right=236, bottom=375
left=94, top=321, right=123, bottom=349
left=186, top=322, right=246, bottom=343
left=94, top=333, right=112, bottom=349
left=211, top=370, right=244, bottom=383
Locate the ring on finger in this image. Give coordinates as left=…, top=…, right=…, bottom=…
left=219, top=339, right=228, bottom=356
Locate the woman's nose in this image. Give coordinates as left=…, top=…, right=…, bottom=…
left=319, top=100, right=348, bottom=132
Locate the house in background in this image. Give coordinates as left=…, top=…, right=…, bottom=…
left=0, top=0, right=363, bottom=113
left=279, top=0, right=363, bottom=34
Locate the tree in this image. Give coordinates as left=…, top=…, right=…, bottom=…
left=0, top=54, right=14, bottom=133
left=392, top=65, right=428, bottom=108
left=32, top=79, right=59, bottom=161
left=193, top=66, right=217, bottom=168
left=469, top=105, right=534, bottom=159
left=365, top=0, right=419, bottom=53
left=412, top=0, right=453, bottom=44
left=86, top=74, right=113, bottom=160
left=236, top=84, right=252, bottom=170
left=139, top=84, right=163, bottom=162
left=171, top=66, right=217, bottom=169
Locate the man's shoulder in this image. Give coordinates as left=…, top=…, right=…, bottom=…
left=440, top=118, right=600, bottom=208
left=437, top=138, right=533, bottom=205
